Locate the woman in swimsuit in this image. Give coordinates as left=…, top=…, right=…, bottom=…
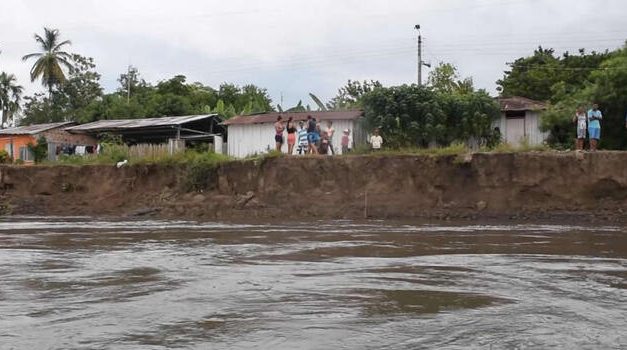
left=286, top=116, right=297, bottom=155
left=274, top=116, right=285, bottom=152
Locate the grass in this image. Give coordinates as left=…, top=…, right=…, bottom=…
left=350, top=140, right=553, bottom=157
left=52, top=144, right=232, bottom=167
left=47, top=139, right=554, bottom=169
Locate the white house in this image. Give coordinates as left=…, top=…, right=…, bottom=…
left=223, top=110, right=365, bottom=158
left=495, top=96, right=548, bottom=146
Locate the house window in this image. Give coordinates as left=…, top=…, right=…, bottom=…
left=19, top=147, right=33, bottom=161
left=505, top=111, right=526, bottom=118
left=4, top=143, right=12, bottom=157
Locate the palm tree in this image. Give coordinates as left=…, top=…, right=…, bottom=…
left=22, top=27, right=73, bottom=96
left=0, top=72, right=24, bottom=127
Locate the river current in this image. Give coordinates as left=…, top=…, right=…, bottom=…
left=0, top=217, right=625, bottom=349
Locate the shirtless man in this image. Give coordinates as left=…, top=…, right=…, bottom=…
left=325, top=121, right=336, bottom=155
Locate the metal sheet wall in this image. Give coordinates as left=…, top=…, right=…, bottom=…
left=227, top=119, right=362, bottom=158
left=495, top=112, right=549, bottom=146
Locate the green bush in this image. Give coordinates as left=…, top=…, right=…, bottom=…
left=361, top=85, right=501, bottom=149
left=27, top=136, right=48, bottom=163
left=0, top=150, right=11, bottom=164
left=179, top=151, right=231, bottom=192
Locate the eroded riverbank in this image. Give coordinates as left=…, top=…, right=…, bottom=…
left=1, top=152, right=626, bottom=221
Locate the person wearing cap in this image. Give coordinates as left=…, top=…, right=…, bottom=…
left=341, top=129, right=351, bottom=154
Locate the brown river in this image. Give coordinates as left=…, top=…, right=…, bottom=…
left=0, top=217, right=625, bottom=349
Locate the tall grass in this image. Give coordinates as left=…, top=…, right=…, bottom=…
left=350, top=141, right=552, bottom=157
left=53, top=144, right=232, bottom=167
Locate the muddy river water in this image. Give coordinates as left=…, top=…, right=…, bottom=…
left=0, top=217, right=625, bottom=349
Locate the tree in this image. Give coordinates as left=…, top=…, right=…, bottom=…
left=61, top=54, right=103, bottom=122
left=427, top=62, right=474, bottom=94
left=361, top=84, right=500, bottom=148
left=327, top=80, right=382, bottom=110
left=22, top=27, right=73, bottom=96
left=20, top=54, right=103, bottom=125
left=0, top=72, right=23, bottom=127
left=309, top=93, right=327, bottom=111
left=117, top=65, right=147, bottom=100
left=540, top=45, right=627, bottom=149
left=496, top=47, right=612, bottom=101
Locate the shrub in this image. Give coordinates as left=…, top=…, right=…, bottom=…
left=0, top=150, right=11, bottom=164
left=179, top=151, right=231, bottom=192
left=27, top=136, right=48, bottom=163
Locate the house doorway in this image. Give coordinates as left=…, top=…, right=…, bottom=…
left=505, top=111, right=526, bottom=146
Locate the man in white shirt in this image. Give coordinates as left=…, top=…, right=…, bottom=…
left=370, top=128, right=383, bottom=151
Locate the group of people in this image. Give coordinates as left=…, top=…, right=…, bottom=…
left=274, top=115, right=386, bottom=155
left=274, top=115, right=354, bottom=155
left=573, top=103, right=603, bottom=151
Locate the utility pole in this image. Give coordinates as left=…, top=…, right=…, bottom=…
left=415, top=24, right=422, bottom=86
left=127, top=65, right=131, bottom=104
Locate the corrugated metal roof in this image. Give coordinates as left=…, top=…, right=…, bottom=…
left=223, top=110, right=363, bottom=126
left=0, top=121, right=76, bottom=136
left=498, top=96, right=547, bottom=111
left=65, top=114, right=221, bottom=132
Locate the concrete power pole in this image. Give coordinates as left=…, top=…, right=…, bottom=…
left=416, top=25, right=422, bottom=86
left=415, top=24, right=423, bottom=86
left=127, top=65, right=131, bottom=104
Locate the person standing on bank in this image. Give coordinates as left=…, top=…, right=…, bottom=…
left=286, top=116, right=297, bottom=155
left=274, top=115, right=285, bottom=152
left=370, top=128, right=383, bottom=151
left=573, top=107, right=587, bottom=151
left=325, top=121, right=336, bottom=155
left=341, top=129, right=351, bottom=154
left=297, top=121, right=309, bottom=155
left=306, top=115, right=319, bottom=154
left=587, top=103, right=602, bottom=151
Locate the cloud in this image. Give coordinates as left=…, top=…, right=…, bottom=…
left=1, top=0, right=625, bottom=108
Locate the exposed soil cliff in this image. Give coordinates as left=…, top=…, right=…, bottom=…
left=1, top=152, right=626, bottom=221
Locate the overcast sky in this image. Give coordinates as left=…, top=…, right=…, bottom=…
left=1, top=0, right=625, bottom=108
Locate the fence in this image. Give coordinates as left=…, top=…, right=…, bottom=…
left=128, top=143, right=178, bottom=160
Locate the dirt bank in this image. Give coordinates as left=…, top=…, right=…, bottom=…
left=1, top=152, right=627, bottom=222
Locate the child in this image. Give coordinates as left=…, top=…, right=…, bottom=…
left=341, top=129, right=351, bottom=154
left=319, top=130, right=330, bottom=155
left=572, top=107, right=587, bottom=151
left=370, top=128, right=383, bottom=151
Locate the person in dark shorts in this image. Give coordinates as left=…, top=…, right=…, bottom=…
left=274, top=116, right=285, bottom=152
left=306, top=115, right=319, bottom=154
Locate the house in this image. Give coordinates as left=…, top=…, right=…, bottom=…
left=496, top=96, right=548, bottom=146
left=0, top=122, right=97, bottom=163
left=222, top=110, right=365, bottom=158
left=65, top=114, right=225, bottom=153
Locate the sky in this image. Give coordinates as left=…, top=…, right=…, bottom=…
left=1, top=0, right=626, bottom=109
